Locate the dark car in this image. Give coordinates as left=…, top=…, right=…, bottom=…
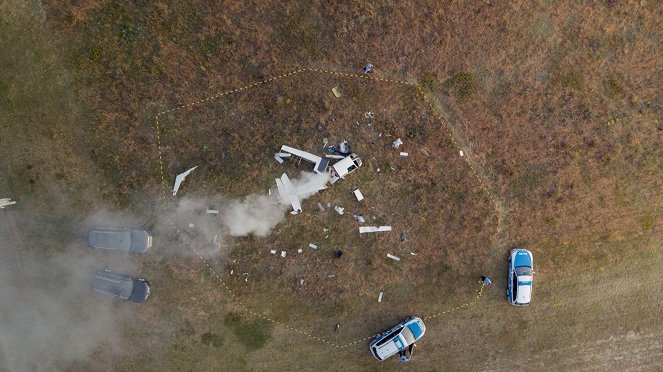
left=88, top=227, right=152, bottom=253
left=91, top=270, right=150, bottom=303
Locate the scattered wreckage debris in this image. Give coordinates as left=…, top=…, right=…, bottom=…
left=353, top=188, right=364, bottom=201
left=332, top=86, right=342, bottom=98
left=359, top=226, right=392, bottom=234
left=0, top=198, right=17, bottom=209
left=400, top=152, right=409, bottom=157
left=172, top=166, right=197, bottom=196
left=308, top=243, right=318, bottom=250
left=378, top=291, right=384, bottom=302
left=392, top=138, right=403, bottom=149
left=386, top=253, right=401, bottom=261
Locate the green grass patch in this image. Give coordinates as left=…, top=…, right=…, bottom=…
left=201, top=332, right=224, bottom=348
left=224, top=312, right=273, bottom=351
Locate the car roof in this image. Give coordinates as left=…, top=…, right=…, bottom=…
left=513, top=249, right=533, bottom=268
left=91, top=271, right=134, bottom=299
left=89, top=228, right=132, bottom=251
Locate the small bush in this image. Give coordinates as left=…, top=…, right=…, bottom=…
left=420, top=74, right=438, bottom=93
left=449, top=72, right=477, bottom=99
left=603, top=75, right=623, bottom=97
left=87, top=45, right=102, bottom=62
left=561, top=71, right=584, bottom=90
left=640, top=214, right=654, bottom=232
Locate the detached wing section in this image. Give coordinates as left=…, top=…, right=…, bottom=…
left=276, top=174, right=302, bottom=213
left=280, top=145, right=328, bottom=174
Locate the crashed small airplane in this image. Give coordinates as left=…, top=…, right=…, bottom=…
left=275, top=144, right=362, bottom=213
left=279, top=145, right=362, bottom=183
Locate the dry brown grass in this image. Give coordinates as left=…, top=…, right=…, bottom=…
left=0, top=0, right=660, bottom=370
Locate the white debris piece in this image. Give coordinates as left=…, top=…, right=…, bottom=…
left=378, top=292, right=384, bottom=302
left=359, top=226, right=392, bottom=234
left=281, top=251, right=287, bottom=258
left=207, top=209, right=219, bottom=214
left=172, top=166, right=197, bottom=196
left=400, top=152, right=409, bottom=157
left=392, top=138, right=403, bottom=149
left=334, top=206, right=345, bottom=215
left=326, top=202, right=331, bottom=208
left=188, top=223, right=195, bottom=228
left=0, top=198, right=17, bottom=208
left=317, top=202, right=325, bottom=211
left=308, top=243, right=318, bottom=250
left=270, top=250, right=277, bottom=254
left=274, top=154, right=284, bottom=164
left=420, top=148, right=431, bottom=157
left=353, top=189, right=364, bottom=201
left=297, top=248, right=303, bottom=253
left=354, top=215, right=366, bottom=223
left=410, top=252, right=418, bottom=256
left=299, top=279, right=304, bottom=285
left=460, top=150, right=464, bottom=157
left=387, top=254, right=401, bottom=261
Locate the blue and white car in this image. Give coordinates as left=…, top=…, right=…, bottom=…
left=507, top=249, right=534, bottom=306
left=369, top=317, right=426, bottom=361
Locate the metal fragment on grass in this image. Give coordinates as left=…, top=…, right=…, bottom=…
left=308, top=243, right=318, bottom=250
left=332, top=86, right=342, bottom=98
left=317, top=202, right=325, bottom=211
left=0, top=198, right=17, bottom=208
left=359, top=226, right=392, bottom=233
left=334, top=206, right=345, bottom=215
left=392, top=138, right=403, bottom=149
left=281, top=251, right=287, bottom=258
left=353, top=188, right=364, bottom=201
left=207, top=209, right=219, bottom=214
left=387, top=254, right=400, bottom=261
left=400, top=152, right=409, bottom=157
left=378, top=291, right=383, bottom=302
left=270, top=250, right=277, bottom=254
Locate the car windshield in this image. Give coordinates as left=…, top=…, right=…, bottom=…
left=400, top=327, right=416, bottom=345
left=515, top=266, right=533, bottom=276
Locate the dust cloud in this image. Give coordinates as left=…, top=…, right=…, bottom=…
left=161, top=171, right=330, bottom=256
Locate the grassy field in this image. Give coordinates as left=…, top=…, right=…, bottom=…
left=0, top=1, right=661, bottom=371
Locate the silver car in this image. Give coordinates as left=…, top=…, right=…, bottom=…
left=91, top=270, right=150, bottom=303
left=88, top=227, right=152, bottom=253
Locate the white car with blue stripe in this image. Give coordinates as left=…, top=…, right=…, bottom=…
left=369, top=317, right=426, bottom=361
left=507, top=249, right=534, bottom=306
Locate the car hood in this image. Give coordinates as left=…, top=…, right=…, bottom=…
left=513, top=250, right=533, bottom=268
left=129, top=230, right=151, bottom=253
left=516, top=275, right=533, bottom=304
